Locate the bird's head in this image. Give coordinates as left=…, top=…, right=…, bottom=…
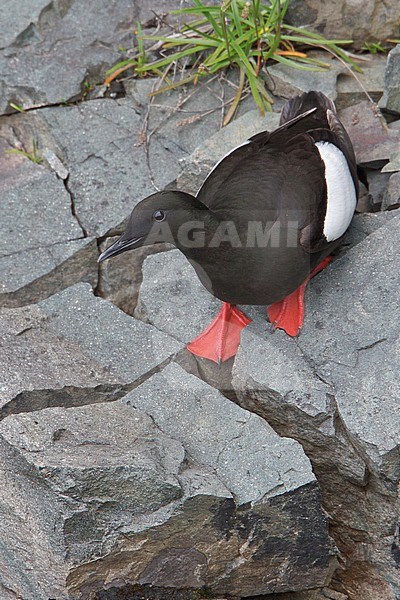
left=98, top=190, right=209, bottom=263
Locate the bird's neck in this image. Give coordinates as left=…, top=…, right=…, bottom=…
left=172, top=207, right=219, bottom=254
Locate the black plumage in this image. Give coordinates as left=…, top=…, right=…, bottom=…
left=98, top=91, right=358, bottom=361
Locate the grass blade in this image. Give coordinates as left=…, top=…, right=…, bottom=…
left=223, top=67, right=245, bottom=126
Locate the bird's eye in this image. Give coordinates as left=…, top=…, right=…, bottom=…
left=153, top=209, right=166, bottom=222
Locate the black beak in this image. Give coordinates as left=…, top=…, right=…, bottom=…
left=97, top=236, right=144, bottom=263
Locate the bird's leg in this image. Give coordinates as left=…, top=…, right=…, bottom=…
left=187, top=303, right=252, bottom=363
left=267, top=256, right=332, bottom=337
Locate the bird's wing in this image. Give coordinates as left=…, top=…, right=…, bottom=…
left=196, top=129, right=330, bottom=253
left=197, top=99, right=358, bottom=253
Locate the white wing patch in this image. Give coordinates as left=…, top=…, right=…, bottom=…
left=315, top=141, right=357, bottom=242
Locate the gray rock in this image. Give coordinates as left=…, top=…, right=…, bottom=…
left=0, top=431, right=69, bottom=600
left=0, top=237, right=98, bottom=308
left=125, top=77, right=229, bottom=161
left=0, top=303, right=121, bottom=420
left=336, top=54, right=386, bottom=109
left=381, top=149, right=400, bottom=173
left=114, top=363, right=332, bottom=597
left=0, top=283, right=183, bottom=419
left=0, top=0, right=137, bottom=115
left=233, top=214, right=400, bottom=600
left=379, top=44, right=400, bottom=115
left=122, top=363, right=315, bottom=504
left=266, top=52, right=345, bottom=102
left=0, top=158, right=99, bottom=307
left=138, top=249, right=221, bottom=342
left=285, top=0, right=400, bottom=50
left=0, top=402, right=185, bottom=600
left=0, top=363, right=331, bottom=599
left=0, top=168, right=82, bottom=254
left=338, top=100, right=399, bottom=168
left=0, top=0, right=51, bottom=48
left=39, top=283, right=183, bottom=383
left=365, top=169, right=392, bottom=209
left=40, top=99, right=184, bottom=237
left=382, top=172, right=400, bottom=210
left=345, top=209, right=398, bottom=248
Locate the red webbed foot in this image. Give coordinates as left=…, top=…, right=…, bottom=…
left=267, top=256, right=332, bottom=336
left=187, top=303, right=252, bottom=363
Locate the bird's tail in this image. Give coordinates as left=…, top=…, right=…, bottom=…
left=279, top=91, right=336, bottom=128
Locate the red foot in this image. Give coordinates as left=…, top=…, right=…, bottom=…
left=187, top=303, right=252, bottom=363
left=267, top=257, right=332, bottom=337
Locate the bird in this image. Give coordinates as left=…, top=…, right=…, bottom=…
left=98, top=91, right=358, bottom=363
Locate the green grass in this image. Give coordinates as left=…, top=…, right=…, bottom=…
left=106, top=0, right=359, bottom=124
left=9, top=102, right=25, bottom=113
left=361, top=41, right=386, bottom=54
left=6, top=139, right=43, bottom=164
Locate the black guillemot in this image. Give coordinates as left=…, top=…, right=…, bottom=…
left=98, top=91, right=358, bottom=363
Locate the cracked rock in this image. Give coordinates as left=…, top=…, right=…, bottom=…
left=0, top=283, right=183, bottom=420
left=38, top=283, right=183, bottom=382
left=0, top=402, right=185, bottom=600
left=0, top=147, right=98, bottom=307
left=40, top=99, right=184, bottom=237
left=0, top=363, right=332, bottom=599
left=0, top=0, right=137, bottom=115
left=71, top=362, right=331, bottom=598
left=123, top=363, right=315, bottom=504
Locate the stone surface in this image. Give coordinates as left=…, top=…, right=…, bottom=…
left=0, top=0, right=138, bottom=115
left=0, top=402, right=185, bottom=600
left=123, top=363, right=315, bottom=504
left=0, top=364, right=332, bottom=600
left=0, top=431, right=69, bottom=600
left=266, top=52, right=345, bottom=102
left=38, top=283, right=183, bottom=383
left=0, top=283, right=182, bottom=420
left=381, top=172, right=400, bottom=210
left=0, top=236, right=98, bottom=308
left=138, top=249, right=221, bottom=342
left=124, top=77, right=230, bottom=164
left=232, top=213, right=400, bottom=600
left=379, top=44, right=400, bottom=115
left=336, top=54, right=386, bottom=109
left=345, top=209, right=398, bottom=248
left=38, top=91, right=224, bottom=238
left=285, top=0, right=400, bottom=50
left=338, top=100, right=399, bottom=168
left=76, top=364, right=331, bottom=598
left=364, top=169, right=392, bottom=210
left=0, top=128, right=98, bottom=307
